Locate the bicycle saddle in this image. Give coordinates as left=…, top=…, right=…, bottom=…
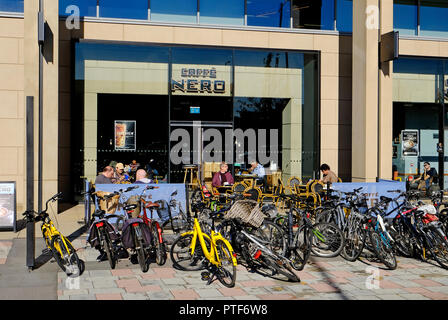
left=124, top=204, right=138, bottom=211
left=92, top=210, right=106, bottom=217
left=144, top=201, right=160, bottom=209
left=380, top=196, right=393, bottom=203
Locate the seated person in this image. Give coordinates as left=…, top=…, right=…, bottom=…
left=111, top=162, right=127, bottom=184
left=249, top=161, right=266, bottom=188
left=319, top=164, right=338, bottom=184
left=414, top=162, right=438, bottom=190
left=212, top=162, right=234, bottom=188
left=134, top=169, right=153, bottom=184
left=95, top=166, right=114, bottom=184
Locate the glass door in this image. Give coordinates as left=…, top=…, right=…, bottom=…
left=169, top=121, right=233, bottom=183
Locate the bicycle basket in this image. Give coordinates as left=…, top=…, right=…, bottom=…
left=224, top=200, right=264, bottom=228
left=96, top=191, right=119, bottom=214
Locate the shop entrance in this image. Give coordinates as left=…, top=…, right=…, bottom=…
left=169, top=121, right=233, bottom=183
left=97, top=93, right=170, bottom=181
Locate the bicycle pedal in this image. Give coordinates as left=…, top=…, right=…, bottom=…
left=201, top=271, right=211, bottom=281
left=42, top=248, right=51, bottom=255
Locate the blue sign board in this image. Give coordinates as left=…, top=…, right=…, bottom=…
left=332, top=180, right=406, bottom=218
left=190, top=106, right=200, bottom=114
left=91, top=183, right=188, bottom=224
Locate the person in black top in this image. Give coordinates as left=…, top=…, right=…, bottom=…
left=415, top=162, right=438, bottom=190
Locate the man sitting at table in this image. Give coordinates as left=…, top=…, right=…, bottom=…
left=212, top=162, right=234, bottom=188
left=249, top=161, right=266, bottom=178
left=249, top=161, right=266, bottom=188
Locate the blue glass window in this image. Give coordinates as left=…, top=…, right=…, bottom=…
left=420, top=0, right=448, bottom=38
left=393, top=0, right=418, bottom=36
left=99, top=0, right=148, bottom=20
left=292, top=0, right=335, bottom=30
left=200, top=0, right=244, bottom=26
left=151, top=0, right=197, bottom=24
left=247, top=0, right=291, bottom=28
left=59, top=0, right=96, bottom=17
left=336, top=0, right=352, bottom=32
left=0, top=0, right=23, bottom=12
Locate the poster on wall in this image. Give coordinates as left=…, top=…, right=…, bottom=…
left=402, top=130, right=419, bottom=157
left=0, top=182, right=16, bottom=232
left=115, top=120, right=136, bottom=151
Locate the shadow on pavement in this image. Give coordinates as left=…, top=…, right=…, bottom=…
left=308, top=255, right=351, bottom=300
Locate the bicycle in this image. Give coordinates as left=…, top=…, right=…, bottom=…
left=363, top=196, right=398, bottom=270
left=219, top=207, right=299, bottom=282
left=276, top=194, right=345, bottom=271
left=140, top=185, right=167, bottom=266
left=170, top=202, right=237, bottom=288
left=391, top=199, right=448, bottom=269
left=23, top=193, right=82, bottom=276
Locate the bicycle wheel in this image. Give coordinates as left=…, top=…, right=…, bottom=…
left=214, top=239, right=237, bottom=288
left=290, top=227, right=311, bottom=271
left=368, top=229, right=397, bottom=270
left=99, top=227, right=116, bottom=269
left=151, top=222, right=167, bottom=266
left=256, top=220, right=287, bottom=256
left=341, top=224, right=366, bottom=262
left=310, top=222, right=345, bottom=258
left=170, top=234, right=209, bottom=271
left=133, top=226, right=149, bottom=273
left=389, top=222, right=413, bottom=258
left=50, top=235, right=81, bottom=276
left=426, top=227, right=448, bottom=269
left=259, top=254, right=300, bottom=282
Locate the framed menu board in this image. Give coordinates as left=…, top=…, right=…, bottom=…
left=402, top=130, right=419, bottom=157
left=0, top=182, right=16, bottom=232
left=114, top=120, right=136, bottom=151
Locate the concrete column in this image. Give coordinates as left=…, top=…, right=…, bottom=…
left=352, top=0, right=380, bottom=182
left=378, top=0, right=394, bottom=180
left=42, top=0, right=59, bottom=207
left=24, top=0, right=59, bottom=210
left=24, top=0, right=39, bottom=210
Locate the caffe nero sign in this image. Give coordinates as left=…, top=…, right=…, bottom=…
left=171, top=66, right=227, bottom=95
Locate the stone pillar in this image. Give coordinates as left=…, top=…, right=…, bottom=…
left=352, top=0, right=380, bottom=182
left=24, top=0, right=59, bottom=210
left=378, top=0, right=394, bottom=180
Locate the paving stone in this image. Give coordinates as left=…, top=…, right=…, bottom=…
left=195, top=288, right=223, bottom=298
left=89, top=288, right=126, bottom=294
left=147, top=290, right=174, bottom=300
left=257, top=293, right=296, bottom=300
left=122, top=293, right=149, bottom=300
left=69, top=294, right=97, bottom=300
left=399, top=293, right=430, bottom=300
left=96, top=293, right=123, bottom=300
left=233, top=295, right=260, bottom=300
left=129, top=284, right=163, bottom=293
left=89, top=270, right=112, bottom=277
left=378, top=294, right=406, bottom=300
left=161, top=277, right=187, bottom=285
left=353, top=295, right=381, bottom=300
left=242, top=287, right=270, bottom=295
left=171, top=289, right=200, bottom=300
left=92, top=279, right=118, bottom=289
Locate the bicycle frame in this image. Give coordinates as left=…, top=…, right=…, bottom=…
left=41, top=217, right=72, bottom=258
left=183, top=218, right=237, bottom=268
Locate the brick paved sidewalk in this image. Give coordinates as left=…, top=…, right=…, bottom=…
left=55, top=237, right=448, bottom=301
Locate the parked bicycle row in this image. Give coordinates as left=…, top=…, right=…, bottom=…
left=23, top=185, right=448, bottom=289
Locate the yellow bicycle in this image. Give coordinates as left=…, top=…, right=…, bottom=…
left=170, top=202, right=237, bottom=287
left=23, top=193, right=82, bottom=276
